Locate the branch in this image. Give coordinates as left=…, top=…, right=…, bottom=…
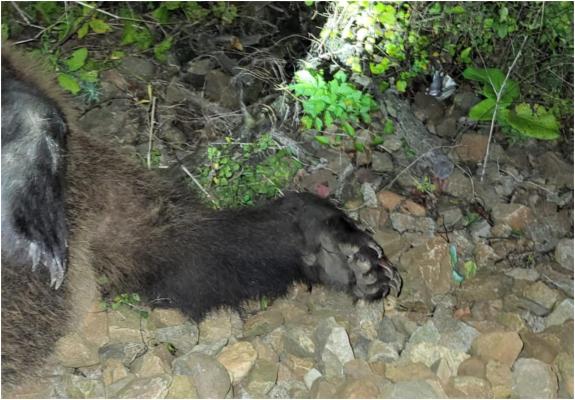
left=479, top=35, right=528, bottom=182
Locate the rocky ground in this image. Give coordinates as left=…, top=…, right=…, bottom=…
left=8, top=25, right=574, bottom=399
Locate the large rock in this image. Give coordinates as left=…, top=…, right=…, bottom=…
left=244, top=359, right=278, bottom=397
left=456, top=134, right=489, bottom=162
left=536, top=151, right=574, bottom=189
left=491, top=203, right=534, bottom=231
left=216, top=341, right=258, bottom=384
left=172, top=353, right=231, bottom=398
left=400, top=237, right=451, bottom=296
left=554, top=352, right=574, bottom=398
left=314, top=318, right=355, bottom=378
left=381, top=379, right=447, bottom=398
left=115, top=375, right=172, bottom=399
left=390, top=213, right=435, bottom=233
left=447, top=376, right=493, bottom=398
left=512, top=358, right=558, bottom=398
left=154, top=322, right=199, bottom=354
left=471, top=331, right=523, bottom=366
left=546, top=298, right=574, bottom=328
left=55, top=332, right=99, bottom=368
left=522, top=281, right=560, bottom=314
left=485, top=360, right=512, bottom=398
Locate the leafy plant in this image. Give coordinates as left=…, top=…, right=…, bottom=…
left=101, top=292, right=149, bottom=319
left=290, top=69, right=378, bottom=147
left=197, top=135, right=302, bottom=208
left=464, top=66, right=560, bottom=140
left=414, top=176, right=437, bottom=194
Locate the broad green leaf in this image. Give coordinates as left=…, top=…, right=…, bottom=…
left=314, top=135, right=330, bottom=146
left=354, top=141, right=365, bottom=152
left=459, top=47, right=472, bottom=64
left=152, top=5, right=170, bottom=23
left=469, top=98, right=497, bottom=121
left=77, top=70, right=98, bottom=83
left=301, top=115, right=313, bottom=129
left=447, top=5, right=465, bottom=14
left=65, top=48, right=88, bottom=72
left=58, top=74, right=81, bottom=94
left=324, top=111, right=333, bottom=127
left=121, top=23, right=136, bottom=45
left=504, top=103, right=560, bottom=140
left=342, top=122, right=355, bottom=137
left=154, top=37, right=173, bottom=62
left=396, top=80, right=407, bottom=92
left=383, top=119, right=395, bottom=135
left=89, top=18, right=111, bottom=33
left=314, top=117, right=323, bottom=131
left=165, top=1, right=181, bottom=10
left=463, top=260, right=477, bottom=279
left=463, top=67, right=505, bottom=88
left=77, top=22, right=89, bottom=39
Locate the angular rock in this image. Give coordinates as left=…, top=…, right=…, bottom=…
left=491, top=203, right=534, bottom=231
left=448, top=376, right=492, bottom=398
left=554, top=238, right=574, bottom=272
left=485, top=360, right=512, bottom=398
left=554, top=352, right=574, bottom=398
left=400, top=237, right=451, bottom=296
left=189, top=338, right=228, bottom=357
left=55, top=332, right=99, bottom=368
left=118, top=56, right=156, bottom=81
left=519, top=329, right=561, bottom=364
left=243, top=309, right=284, bottom=337
left=216, top=341, right=257, bottom=384
left=166, top=375, right=198, bottom=398
left=116, top=374, right=171, bottom=399
left=303, top=368, right=322, bottom=390
left=245, top=359, right=278, bottom=397
left=150, top=308, right=188, bottom=328
left=198, top=309, right=237, bottom=343
left=457, top=357, right=486, bottom=378
left=546, top=298, right=574, bottom=328
left=131, top=352, right=171, bottom=378
left=505, top=267, right=540, bottom=281
left=522, top=281, right=560, bottom=314
left=444, top=169, right=474, bottom=201
left=385, top=363, right=435, bottom=382
left=368, top=339, right=399, bottom=363
left=283, top=325, right=316, bottom=358
left=172, top=353, right=231, bottom=398
left=390, top=213, right=435, bottom=233
left=372, top=152, right=394, bottom=172
left=381, top=379, right=447, bottom=398
left=107, top=307, right=148, bottom=343
left=314, top=317, right=355, bottom=378
left=471, top=331, right=523, bottom=366
left=537, top=151, right=574, bottom=189
left=512, top=358, right=558, bottom=398
left=456, top=134, right=489, bottom=162
left=337, top=377, right=381, bottom=398
left=154, top=322, right=199, bottom=354
left=63, top=375, right=106, bottom=399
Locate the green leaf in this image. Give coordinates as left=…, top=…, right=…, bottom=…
left=154, top=37, right=173, bottom=62
left=396, top=80, right=407, bottom=92
left=463, top=67, right=519, bottom=104
left=469, top=98, right=497, bottom=121
left=152, top=5, right=170, bottom=23
left=314, top=135, right=330, bottom=146
left=463, top=260, right=477, bottom=279
left=77, top=70, right=98, bottom=83
left=354, top=141, right=365, bottom=152
left=342, top=122, right=355, bottom=137
left=301, top=115, right=313, bottom=129
left=504, top=103, right=560, bottom=140
left=459, top=47, right=472, bottom=64
left=121, top=22, right=136, bottom=45
left=58, top=74, right=81, bottom=95
left=65, top=48, right=88, bottom=72
left=447, top=5, right=465, bottom=14
left=1, top=23, right=9, bottom=41
left=383, top=120, right=395, bottom=135
left=89, top=18, right=111, bottom=34
left=314, top=117, right=323, bottom=131
left=165, top=1, right=181, bottom=10
left=77, top=22, right=89, bottom=39
left=324, top=111, right=333, bottom=127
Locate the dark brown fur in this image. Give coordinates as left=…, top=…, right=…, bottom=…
left=1, top=44, right=401, bottom=392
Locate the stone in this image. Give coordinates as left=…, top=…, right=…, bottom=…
left=98, top=342, right=146, bottom=366
left=401, top=200, right=427, bottom=217
left=118, top=56, right=156, bottom=81
left=453, top=92, right=480, bottom=112
left=381, top=379, right=447, bottom=398
left=385, top=363, right=435, bottom=382
left=444, top=169, right=474, bottom=201
left=131, top=352, right=171, bottom=378
left=361, top=182, right=379, bottom=208
left=154, top=322, right=199, bottom=354
left=512, top=358, right=558, bottom=398
left=496, top=312, right=526, bottom=332
left=116, top=375, right=171, bottom=398
left=216, top=341, right=257, bottom=384
left=471, top=331, right=523, bottom=366
left=368, top=339, right=399, bottom=363
left=314, top=317, right=355, bottom=378
left=166, top=375, right=198, bottom=398
left=80, top=306, right=109, bottom=347
left=554, top=352, right=574, bottom=398
left=390, top=212, right=435, bottom=233
left=457, top=357, right=485, bottom=378
left=448, top=376, right=492, bottom=398
left=400, top=237, right=451, bottom=296
left=245, top=359, right=278, bottom=397
left=107, top=307, right=149, bottom=343
left=519, top=329, right=561, bottom=364
left=303, top=368, right=322, bottom=390
left=473, top=242, right=501, bottom=268
left=469, top=220, right=491, bottom=242
left=546, top=298, right=574, bottom=328
left=505, top=267, right=540, bottom=281
left=373, top=229, right=409, bottom=263
left=438, top=207, right=463, bottom=228
left=378, top=191, right=404, bottom=210
left=243, top=309, right=284, bottom=337
left=172, top=353, right=231, bottom=398
left=63, top=375, right=106, bottom=399
left=198, top=309, right=236, bottom=343
left=371, top=152, right=394, bottom=172
left=183, top=58, right=214, bottom=89
left=456, top=134, right=488, bottom=162
left=310, top=377, right=339, bottom=398
left=150, top=308, right=188, bottom=328
left=491, top=203, right=534, bottom=231
left=537, top=151, right=574, bottom=189
left=485, top=360, right=512, bottom=398
left=522, top=281, right=560, bottom=314
left=283, top=325, right=316, bottom=358
left=189, top=338, right=228, bottom=357
left=55, top=332, right=99, bottom=368
left=103, top=359, right=130, bottom=385
left=284, top=354, right=315, bottom=379
left=554, top=238, right=574, bottom=271
left=435, top=117, right=457, bottom=138
left=337, top=377, right=381, bottom=398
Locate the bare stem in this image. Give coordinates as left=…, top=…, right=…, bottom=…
left=480, top=35, right=528, bottom=182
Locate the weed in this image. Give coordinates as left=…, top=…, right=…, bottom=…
left=101, top=292, right=149, bottom=319
left=414, top=176, right=437, bottom=194
left=197, top=135, right=302, bottom=208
